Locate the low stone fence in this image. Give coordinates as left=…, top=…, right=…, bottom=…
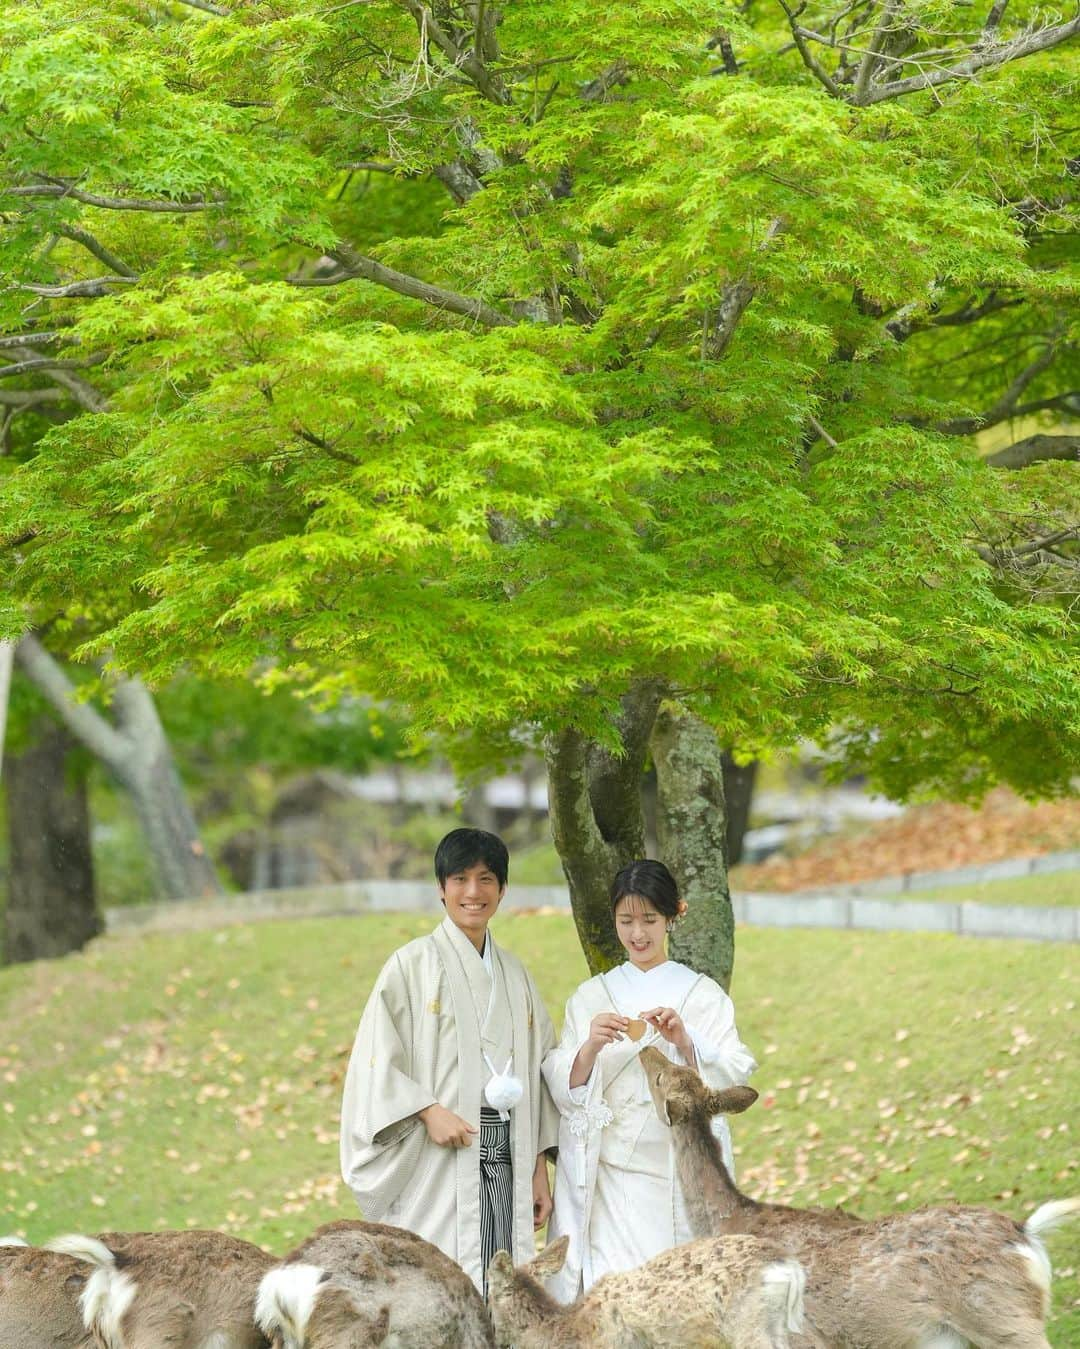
left=794, top=847, right=1080, bottom=897
left=105, top=870, right=1079, bottom=943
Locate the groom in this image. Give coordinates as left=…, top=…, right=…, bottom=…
left=340, top=827, right=558, bottom=1292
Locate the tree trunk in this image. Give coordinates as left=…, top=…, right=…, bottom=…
left=109, top=679, right=220, bottom=899
left=3, top=718, right=100, bottom=964
left=545, top=686, right=736, bottom=984
left=651, top=702, right=735, bottom=990
left=544, top=681, right=661, bottom=972
left=721, top=751, right=759, bottom=867
left=14, top=635, right=220, bottom=901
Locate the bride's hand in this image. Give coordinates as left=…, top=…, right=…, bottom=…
left=587, top=1012, right=629, bottom=1050
left=640, top=1007, right=693, bottom=1059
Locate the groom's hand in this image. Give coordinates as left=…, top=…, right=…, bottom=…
left=532, top=1155, right=553, bottom=1229
left=419, top=1103, right=479, bottom=1148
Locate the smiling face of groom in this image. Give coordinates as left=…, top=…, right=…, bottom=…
left=434, top=827, right=510, bottom=951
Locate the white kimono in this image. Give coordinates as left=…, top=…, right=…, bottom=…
left=340, top=916, right=559, bottom=1291
left=543, top=960, right=757, bottom=1303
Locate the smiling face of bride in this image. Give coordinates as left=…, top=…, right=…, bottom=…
left=613, top=893, right=668, bottom=971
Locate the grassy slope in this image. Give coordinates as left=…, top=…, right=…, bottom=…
left=899, top=871, right=1080, bottom=907
left=1, top=914, right=1077, bottom=1342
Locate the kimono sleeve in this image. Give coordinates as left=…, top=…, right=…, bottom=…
left=542, top=988, right=600, bottom=1115
left=526, top=972, right=561, bottom=1155
left=683, top=977, right=758, bottom=1090
left=339, top=950, right=437, bottom=1174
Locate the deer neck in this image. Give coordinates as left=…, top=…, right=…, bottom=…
left=671, top=1113, right=749, bottom=1235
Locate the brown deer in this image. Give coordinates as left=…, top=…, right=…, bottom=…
left=640, top=1044, right=1080, bottom=1349
left=0, top=1240, right=95, bottom=1349
left=256, top=1219, right=494, bottom=1347
left=486, top=1231, right=806, bottom=1348
left=47, top=1229, right=274, bottom=1349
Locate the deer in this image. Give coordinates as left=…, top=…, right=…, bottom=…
left=255, top=1219, right=494, bottom=1347
left=0, top=1239, right=96, bottom=1349
left=46, top=1228, right=275, bottom=1349
left=640, top=1044, right=1080, bottom=1349
left=486, top=1231, right=806, bottom=1348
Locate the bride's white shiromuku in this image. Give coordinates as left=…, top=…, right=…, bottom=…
left=542, top=958, right=756, bottom=1303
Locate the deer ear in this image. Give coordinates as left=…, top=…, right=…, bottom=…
left=706, top=1085, right=758, bottom=1116
left=525, top=1234, right=570, bottom=1280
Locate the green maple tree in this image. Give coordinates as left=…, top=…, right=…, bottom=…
left=1, top=0, right=1077, bottom=977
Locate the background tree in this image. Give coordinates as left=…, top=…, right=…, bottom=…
left=0, top=0, right=1076, bottom=982
left=2, top=679, right=99, bottom=965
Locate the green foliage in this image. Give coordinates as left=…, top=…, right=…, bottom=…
left=0, top=0, right=1077, bottom=799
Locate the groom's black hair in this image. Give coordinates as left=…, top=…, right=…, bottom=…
left=434, top=827, right=510, bottom=889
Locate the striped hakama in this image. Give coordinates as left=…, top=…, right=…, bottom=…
left=479, top=1105, right=514, bottom=1291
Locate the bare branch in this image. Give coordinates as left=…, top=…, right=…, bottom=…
left=778, top=0, right=842, bottom=95
left=55, top=224, right=139, bottom=279
left=3, top=182, right=220, bottom=213
left=18, top=277, right=137, bottom=299
left=855, top=13, right=1080, bottom=105
left=853, top=0, right=903, bottom=100
left=172, top=0, right=230, bottom=13
left=433, top=159, right=486, bottom=203
left=982, top=0, right=1009, bottom=38
left=707, top=29, right=740, bottom=76
left=340, top=161, right=418, bottom=175
left=0, top=352, right=106, bottom=380
left=581, top=60, right=632, bottom=101
left=45, top=366, right=109, bottom=413
left=977, top=526, right=1080, bottom=567
left=7, top=345, right=110, bottom=413
left=885, top=291, right=1023, bottom=341
left=289, top=243, right=517, bottom=327
left=15, top=635, right=130, bottom=771
left=704, top=218, right=785, bottom=360
left=937, top=339, right=1064, bottom=434
left=0, top=331, right=69, bottom=350
left=807, top=413, right=839, bottom=447
left=396, top=0, right=511, bottom=104
left=985, top=433, right=1080, bottom=469
left=0, top=388, right=65, bottom=406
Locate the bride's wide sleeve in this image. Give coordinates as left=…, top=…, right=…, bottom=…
left=683, top=978, right=757, bottom=1089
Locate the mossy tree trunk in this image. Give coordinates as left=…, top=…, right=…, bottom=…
left=545, top=684, right=734, bottom=988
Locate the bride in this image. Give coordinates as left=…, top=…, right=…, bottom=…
left=542, top=859, right=757, bottom=1302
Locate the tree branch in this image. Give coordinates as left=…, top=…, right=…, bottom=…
left=885, top=291, right=1024, bottom=342
left=172, top=0, right=230, bottom=14
left=15, top=635, right=130, bottom=771
left=3, top=182, right=220, bottom=212
left=704, top=217, right=784, bottom=360
left=0, top=331, right=69, bottom=350
left=289, top=243, right=517, bottom=326
left=0, top=352, right=106, bottom=380
left=853, top=0, right=903, bottom=100
left=55, top=224, right=139, bottom=279
left=982, top=0, right=1009, bottom=38
left=778, top=0, right=842, bottom=95
left=936, top=338, right=1065, bottom=434
left=854, top=13, right=1080, bottom=105
left=985, top=433, right=1080, bottom=469
left=0, top=388, right=65, bottom=407
left=18, top=277, right=138, bottom=299
left=7, top=345, right=110, bottom=413
left=397, top=0, right=511, bottom=104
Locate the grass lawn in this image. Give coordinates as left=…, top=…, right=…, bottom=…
left=901, top=870, right=1080, bottom=908
left=1, top=914, right=1077, bottom=1343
